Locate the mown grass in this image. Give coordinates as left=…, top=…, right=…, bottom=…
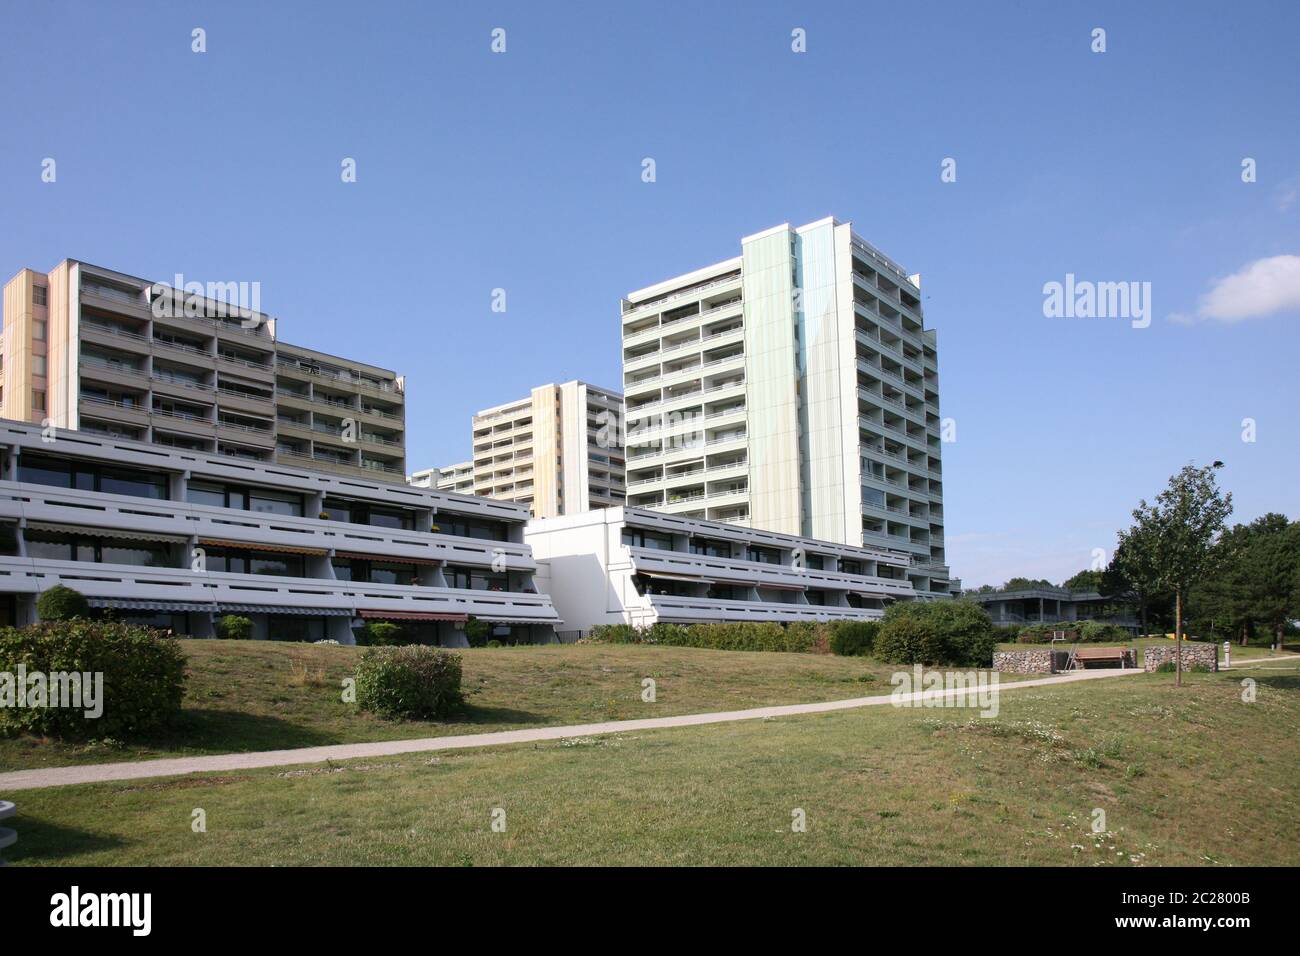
left=1, top=640, right=967, bottom=770
left=8, top=660, right=1298, bottom=866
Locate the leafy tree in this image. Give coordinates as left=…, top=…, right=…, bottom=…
left=1106, top=524, right=1166, bottom=638
left=36, top=585, right=91, bottom=621
left=1061, top=569, right=1104, bottom=592
left=1127, top=463, right=1233, bottom=685
left=1193, top=514, right=1299, bottom=649
left=1001, top=577, right=1053, bottom=591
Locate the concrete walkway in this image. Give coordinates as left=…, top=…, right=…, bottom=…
left=0, top=666, right=1150, bottom=793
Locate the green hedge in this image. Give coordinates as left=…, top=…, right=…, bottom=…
left=829, top=620, right=879, bottom=656
left=586, top=619, right=888, bottom=654
left=355, top=645, right=463, bottom=719
left=1017, top=620, right=1130, bottom=643
left=874, top=601, right=997, bottom=667
left=357, top=621, right=404, bottom=646
left=0, top=619, right=187, bottom=739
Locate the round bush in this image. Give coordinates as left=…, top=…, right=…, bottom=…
left=215, top=615, right=253, bottom=641
left=36, top=585, right=91, bottom=621
left=830, top=621, right=879, bottom=656
left=355, top=645, right=463, bottom=719
left=876, top=601, right=997, bottom=666
left=0, top=619, right=186, bottom=739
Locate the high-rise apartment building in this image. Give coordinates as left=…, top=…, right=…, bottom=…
left=409, top=461, right=473, bottom=493
left=416, top=381, right=625, bottom=518
left=620, top=217, right=953, bottom=596
left=2, top=260, right=406, bottom=482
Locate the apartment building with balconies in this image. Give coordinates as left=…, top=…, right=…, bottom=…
left=0, top=418, right=558, bottom=643
left=619, top=217, right=953, bottom=596
left=526, top=506, right=916, bottom=633
left=1, top=260, right=406, bottom=482
left=408, top=461, right=473, bottom=493
left=420, top=381, right=625, bottom=518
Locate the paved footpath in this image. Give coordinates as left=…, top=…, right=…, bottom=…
left=0, top=666, right=1153, bottom=793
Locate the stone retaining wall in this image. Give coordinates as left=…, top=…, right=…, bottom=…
left=1143, top=642, right=1218, bottom=672
left=993, top=649, right=1057, bottom=674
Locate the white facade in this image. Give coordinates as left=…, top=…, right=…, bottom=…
left=0, top=419, right=559, bottom=644
left=620, top=217, right=953, bottom=596
left=409, top=461, right=472, bottom=493
left=419, top=381, right=625, bottom=518
left=526, top=506, right=915, bottom=633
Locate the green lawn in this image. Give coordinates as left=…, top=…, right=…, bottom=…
left=8, top=659, right=1298, bottom=866
left=2, top=640, right=961, bottom=771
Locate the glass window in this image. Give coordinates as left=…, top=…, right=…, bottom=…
left=622, top=527, right=674, bottom=551
left=33, top=320, right=46, bottom=341
left=747, top=545, right=781, bottom=564
left=100, top=467, right=167, bottom=500
left=32, top=355, right=46, bottom=377
left=18, top=454, right=72, bottom=488
left=249, top=489, right=303, bottom=517
left=186, top=481, right=227, bottom=508
left=32, top=390, right=46, bottom=412
left=32, top=285, right=48, bottom=306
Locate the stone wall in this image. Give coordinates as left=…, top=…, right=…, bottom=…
left=993, top=649, right=1057, bottom=674
left=1143, top=642, right=1218, bottom=672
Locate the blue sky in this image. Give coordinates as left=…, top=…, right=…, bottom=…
left=3, top=0, right=1297, bottom=587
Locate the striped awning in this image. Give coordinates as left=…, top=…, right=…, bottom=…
left=200, top=538, right=328, bottom=556
left=27, top=521, right=189, bottom=544
left=217, top=603, right=353, bottom=617
left=357, top=609, right=467, bottom=623
left=89, top=598, right=218, bottom=613
left=334, top=550, right=443, bottom=566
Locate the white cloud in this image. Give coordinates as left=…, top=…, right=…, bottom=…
left=1180, top=255, right=1300, bottom=323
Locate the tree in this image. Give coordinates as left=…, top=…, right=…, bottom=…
left=1107, top=524, right=1164, bottom=638
left=1062, top=569, right=1104, bottom=592
left=1127, top=463, right=1233, bottom=686
left=36, top=585, right=91, bottom=621
left=1195, top=514, right=1299, bottom=650
left=1002, top=576, right=1053, bottom=591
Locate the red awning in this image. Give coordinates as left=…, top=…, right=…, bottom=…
left=356, top=609, right=467, bottom=623
left=334, top=550, right=442, bottom=566
left=199, top=538, right=329, bottom=556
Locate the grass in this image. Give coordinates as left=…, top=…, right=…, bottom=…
left=1, top=639, right=967, bottom=771
left=8, top=658, right=1298, bottom=866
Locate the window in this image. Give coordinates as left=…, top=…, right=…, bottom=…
left=204, top=547, right=305, bottom=578
left=323, top=497, right=418, bottom=531
left=32, top=355, right=46, bottom=377
left=332, top=558, right=418, bottom=586
left=32, top=390, right=46, bottom=412
left=33, top=320, right=46, bottom=341
left=747, top=544, right=781, bottom=564
left=690, top=537, right=732, bottom=558
left=24, top=530, right=169, bottom=567
left=435, top=512, right=508, bottom=541
left=17, top=453, right=168, bottom=500
left=840, top=559, right=863, bottom=576
left=187, top=480, right=303, bottom=516
left=32, top=285, right=47, bottom=306
left=622, top=527, right=674, bottom=551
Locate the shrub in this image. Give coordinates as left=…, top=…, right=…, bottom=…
left=36, top=585, right=90, bottom=621
left=354, top=645, right=463, bottom=719
left=1017, top=620, right=1129, bottom=643
left=875, top=601, right=997, bottom=666
left=830, top=620, right=879, bottom=656
left=464, top=617, right=493, bottom=648
left=358, top=621, right=404, bottom=646
left=0, top=619, right=186, bottom=739
left=215, top=615, right=253, bottom=641
left=588, top=621, right=831, bottom=653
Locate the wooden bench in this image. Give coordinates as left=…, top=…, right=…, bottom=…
left=1072, top=647, right=1129, bottom=669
